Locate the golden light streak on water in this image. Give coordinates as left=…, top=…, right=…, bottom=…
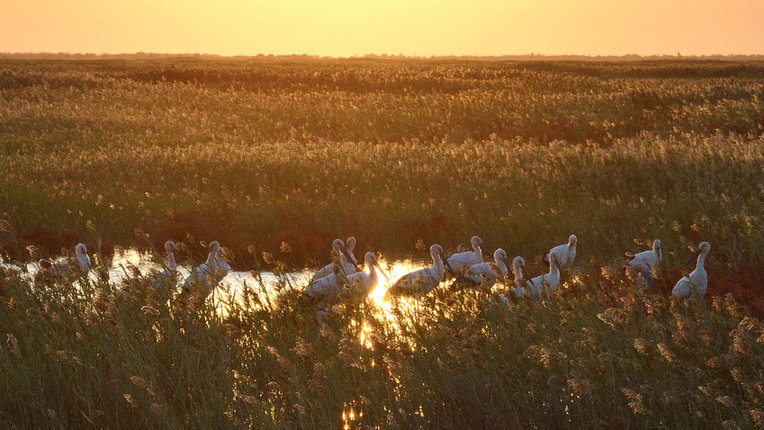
left=369, top=255, right=438, bottom=320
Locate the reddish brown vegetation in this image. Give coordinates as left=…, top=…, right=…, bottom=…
left=263, top=227, right=327, bottom=268
left=0, top=227, right=113, bottom=263
left=572, top=263, right=764, bottom=318
left=402, top=214, right=447, bottom=243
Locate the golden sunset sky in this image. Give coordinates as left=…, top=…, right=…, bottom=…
left=2, top=0, right=763, bottom=57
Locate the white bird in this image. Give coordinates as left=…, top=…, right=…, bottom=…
left=544, top=234, right=577, bottom=268
left=305, top=264, right=350, bottom=306
left=150, top=240, right=181, bottom=289
left=512, top=252, right=561, bottom=298
left=183, top=241, right=230, bottom=292
left=672, top=241, right=711, bottom=300
left=340, top=252, right=388, bottom=302
left=446, top=236, right=484, bottom=276
left=462, top=248, right=509, bottom=290
left=344, top=236, right=358, bottom=265
left=628, top=239, right=662, bottom=270
left=310, top=237, right=358, bottom=282
left=637, top=263, right=655, bottom=292
left=511, top=256, right=529, bottom=288
left=47, top=243, right=91, bottom=276
left=306, top=251, right=385, bottom=309
left=386, top=244, right=446, bottom=297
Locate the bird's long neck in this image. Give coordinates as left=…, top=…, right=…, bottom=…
left=167, top=250, right=177, bottom=271
left=696, top=252, right=707, bottom=271
left=205, top=250, right=217, bottom=269
left=496, top=257, right=507, bottom=276
left=76, top=248, right=90, bottom=270
left=341, top=252, right=353, bottom=266
left=549, top=261, right=559, bottom=276
left=432, top=253, right=444, bottom=278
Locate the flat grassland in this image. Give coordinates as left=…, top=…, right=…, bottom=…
left=0, top=56, right=763, bottom=428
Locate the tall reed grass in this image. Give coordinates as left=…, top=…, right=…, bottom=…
left=1, top=57, right=763, bottom=426
left=1, top=58, right=761, bottom=275
left=0, top=262, right=762, bottom=428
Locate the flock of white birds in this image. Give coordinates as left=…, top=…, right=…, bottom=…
left=39, top=233, right=712, bottom=316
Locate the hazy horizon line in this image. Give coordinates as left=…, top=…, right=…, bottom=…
left=2, top=51, right=764, bottom=61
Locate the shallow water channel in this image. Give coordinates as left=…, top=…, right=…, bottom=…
left=3, top=247, right=433, bottom=300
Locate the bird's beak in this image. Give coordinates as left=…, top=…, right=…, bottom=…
left=345, top=245, right=359, bottom=265
left=521, top=264, right=530, bottom=281
left=375, top=261, right=390, bottom=283
left=685, top=248, right=702, bottom=269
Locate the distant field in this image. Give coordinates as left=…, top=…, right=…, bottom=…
left=1, top=56, right=764, bottom=429
left=0, top=56, right=762, bottom=277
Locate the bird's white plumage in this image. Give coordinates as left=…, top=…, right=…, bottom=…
left=628, top=239, right=661, bottom=270
left=637, top=263, right=655, bottom=292
left=311, top=237, right=358, bottom=281
left=387, top=244, right=446, bottom=297
left=165, top=240, right=179, bottom=272
left=183, top=241, right=230, bottom=292
left=544, top=234, right=576, bottom=268
left=672, top=241, right=710, bottom=299
left=511, top=256, right=527, bottom=288
left=446, top=236, right=484, bottom=275
left=305, top=254, right=348, bottom=305
left=150, top=240, right=180, bottom=289
left=342, top=252, right=383, bottom=300
left=306, top=252, right=382, bottom=308
left=305, top=272, right=343, bottom=305
left=512, top=253, right=561, bottom=298
left=47, top=243, right=91, bottom=276
left=462, top=248, right=508, bottom=289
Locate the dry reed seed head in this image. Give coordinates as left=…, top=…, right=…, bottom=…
left=721, top=420, right=743, bottom=430
left=293, top=403, right=307, bottom=415
left=262, top=252, right=274, bottom=265
left=293, top=338, right=314, bottom=358
left=730, top=367, right=746, bottom=385
left=698, top=383, right=721, bottom=398
left=6, top=333, right=19, bottom=356
left=597, top=307, right=630, bottom=328
left=141, top=305, right=160, bottom=317
left=620, top=387, right=648, bottom=415
left=749, top=409, right=764, bottom=428
left=716, top=395, right=737, bottom=409
left=123, top=393, right=138, bottom=408
left=657, top=343, right=677, bottom=363
left=706, top=356, right=726, bottom=370
left=723, top=294, right=747, bottom=319
left=632, top=338, right=653, bottom=356
left=567, top=378, right=595, bottom=396
left=266, top=346, right=292, bottom=374
left=25, top=244, right=40, bottom=260
left=129, top=375, right=149, bottom=391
